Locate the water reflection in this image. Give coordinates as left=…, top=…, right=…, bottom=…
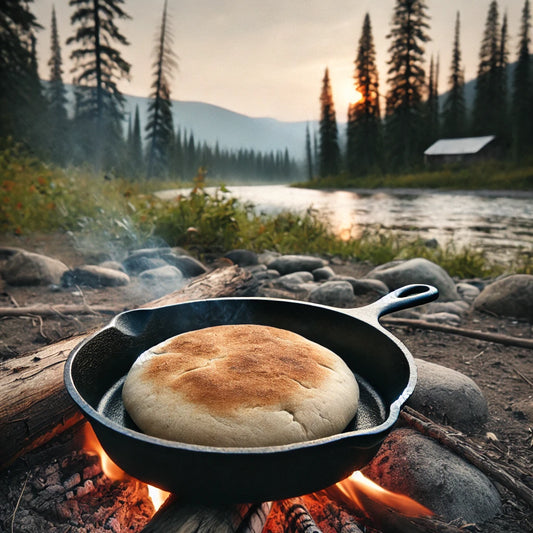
left=157, top=185, right=533, bottom=265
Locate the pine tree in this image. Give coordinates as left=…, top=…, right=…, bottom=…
left=423, top=55, right=440, bottom=144
left=126, top=104, right=143, bottom=177
left=471, top=0, right=507, bottom=140
left=46, top=5, right=69, bottom=164
left=0, top=1, right=43, bottom=142
left=145, top=0, right=178, bottom=178
left=305, top=123, right=314, bottom=180
left=384, top=0, right=431, bottom=170
left=67, top=0, right=131, bottom=170
left=318, top=67, right=341, bottom=177
left=346, top=13, right=382, bottom=176
left=512, top=0, right=532, bottom=158
left=442, top=12, right=466, bottom=138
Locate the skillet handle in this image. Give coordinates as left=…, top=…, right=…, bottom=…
left=348, top=284, right=439, bottom=321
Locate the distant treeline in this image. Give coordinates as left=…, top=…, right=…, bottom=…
left=311, top=0, right=533, bottom=179
left=0, top=1, right=299, bottom=181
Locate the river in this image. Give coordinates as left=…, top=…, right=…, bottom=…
left=157, top=185, right=533, bottom=265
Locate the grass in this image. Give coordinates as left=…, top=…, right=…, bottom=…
left=0, top=146, right=530, bottom=277
left=296, top=160, right=533, bottom=191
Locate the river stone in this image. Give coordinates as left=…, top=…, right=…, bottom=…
left=367, top=258, right=459, bottom=301
left=271, top=271, right=315, bottom=294
left=312, top=266, right=336, bottom=281
left=408, top=359, right=488, bottom=432
left=61, top=265, right=130, bottom=288
left=473, top=274, right=533, bottom=321
left=162, top=253, right=208, bottom=278
left=456, top=282, right=481, bottom=303
left=363, top=428, right=501, bottom=523
left=418, top=311, right=461, bottom=326
left=1, top=251, right=69, bottom=286
left=122, top=255, right=168, bottom=275
left=139, top=265, right=187, bottom=297
left=331, top=275, right=389, bottom=297
left=224, top=249, right=258, bottom=267
left=267, top=254, right=327, bottom=275
left=308, top=281, right=355, bottom=308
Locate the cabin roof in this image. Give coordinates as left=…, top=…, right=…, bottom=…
left=424, top=135, right=496, bottom=156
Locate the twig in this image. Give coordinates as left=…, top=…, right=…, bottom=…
left=400, top=406, right=533, bottom=508
left=383, top=317, right=533, bottom=350
left=512, top=367, right=533, bottom=387
left=10, top=471, right=30, bottom=533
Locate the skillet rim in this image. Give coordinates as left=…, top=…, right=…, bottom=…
left=64, top=295, right=419, bottom=455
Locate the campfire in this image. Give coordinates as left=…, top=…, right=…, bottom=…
left=47, top=422, right=440, bottom=532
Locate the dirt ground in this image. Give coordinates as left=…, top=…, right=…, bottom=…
left=0, top=231, right=532, bottom=531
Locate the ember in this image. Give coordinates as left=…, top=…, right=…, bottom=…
left=82, top=423, right=170, bottom=512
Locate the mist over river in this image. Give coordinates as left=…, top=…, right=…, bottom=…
left=157, top=185, right=533, bottom=266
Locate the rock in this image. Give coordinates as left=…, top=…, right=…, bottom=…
left=267, top=254, right=327, bottom=275
left=98, top=260, right=126, bottom=273
left=408, top=359, right=488, bottom=433
left=363, top=428, right=501, bottom=523
left=224, top=249, right=258, bottom=267
left=418, top=311, right=462, bottom=326
left=61, top=265, right=130, bottom=288
left=162, top=254, right=208, bottom=278
left=331, top=275, right=389, bottom=296
left=122, top=255, right=168, bottom=275
left=312, top=266, right=336, bottom=281
left=1, top=251, right=69, bottom=286
left=139, top=265, right=187, bottom=297
left=474, top=274, right=533, bottom=321
left=422, top=300, right=469, bottom=315
left=271, top=271, right=315, bottom=294
left=367, top=258, right=459, bottom=301
left=455, top=282, right=481, bottom=303
left=308, top=281, right=355, bottom=308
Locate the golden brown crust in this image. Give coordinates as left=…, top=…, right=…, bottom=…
left=144, top=325, right=332, bottom=415
left=122, top=324, right=359, bottom=447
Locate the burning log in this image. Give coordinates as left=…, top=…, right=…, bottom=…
left=400, top=406, right=533, bottom=509
left=0, top=265, right=257, bottom=470
left=142, top=497, right=272, bottom=533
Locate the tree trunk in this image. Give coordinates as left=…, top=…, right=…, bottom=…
left=0, top=265, right=257, bottom=470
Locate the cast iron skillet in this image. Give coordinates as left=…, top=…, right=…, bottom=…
left=64, top=284, right=438, bottom=503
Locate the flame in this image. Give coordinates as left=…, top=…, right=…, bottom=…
left=334, top=471, right=433, bottom=518
left=147, top=485, right=171, bottom=511
left=81, top=423, right=170, bottom=511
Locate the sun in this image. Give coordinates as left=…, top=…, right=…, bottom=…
left=350, top=88, right=364, bottom=105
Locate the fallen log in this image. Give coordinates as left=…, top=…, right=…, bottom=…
left=0, top=265, right=257, bottom=470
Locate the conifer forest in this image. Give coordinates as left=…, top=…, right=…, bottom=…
left=1, top=0, right=532, bottom=182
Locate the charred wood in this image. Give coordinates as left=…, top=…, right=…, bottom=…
left=0, top=266, right=257, bottom=470
left=142, top=498, right=271, bottom=533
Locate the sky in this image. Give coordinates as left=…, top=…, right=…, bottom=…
left=32, top=0, right=524, bottom=122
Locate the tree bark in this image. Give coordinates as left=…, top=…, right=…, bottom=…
left=0, top=265, right=257, bottom=470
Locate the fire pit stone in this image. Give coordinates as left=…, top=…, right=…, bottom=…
left=408, top=358, right=488, bottom=432
left=363, top=427, right=502, bottom=523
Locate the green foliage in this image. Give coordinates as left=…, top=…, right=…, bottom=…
left=297, top=160, right=533, bottom=190
left=1, top=148, right=528, bottom=277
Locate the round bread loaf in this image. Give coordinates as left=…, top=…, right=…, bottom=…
left=122, top=324, right=359, bottom=447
